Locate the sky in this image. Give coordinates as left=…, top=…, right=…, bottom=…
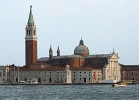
left=0, top=0, right=139, bottom=66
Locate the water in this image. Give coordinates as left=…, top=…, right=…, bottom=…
left=0, top=84, right=139, bottom=100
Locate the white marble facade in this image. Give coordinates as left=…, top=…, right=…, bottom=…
left=102, top=52, right=121, bottom=81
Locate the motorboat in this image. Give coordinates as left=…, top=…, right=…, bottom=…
left=112, top=84, right=127, bottom=87
left=112, top=81, right=127, bottom=87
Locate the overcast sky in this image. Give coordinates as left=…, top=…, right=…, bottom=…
left=0, top=0, right=139, bottom=66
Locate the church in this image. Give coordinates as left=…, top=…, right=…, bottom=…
left=9, top=6, right=122, bottom=84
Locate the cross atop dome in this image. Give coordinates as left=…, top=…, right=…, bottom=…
left=79, top=37, right=84, bottom=45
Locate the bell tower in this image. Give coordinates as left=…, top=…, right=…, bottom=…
left=57, top=46, right=60, bottom=56
left=49, top=46, right=53, bottom=64
left=25, top=6, right=37, bottom=66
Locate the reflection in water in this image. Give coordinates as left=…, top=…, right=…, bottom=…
left=0, top=84, right=139, bottom=100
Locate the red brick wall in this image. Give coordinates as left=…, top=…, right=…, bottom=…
left=121, top=69, right=139, bottom=82
left=25, top=40, right=37, bottom=66
left=65, top=58, right=84, bottom=68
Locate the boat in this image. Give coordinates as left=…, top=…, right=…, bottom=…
left=112, top=81, right=127, bottom=87
left=26, top=78, right=38, bottom=84
left=112, top=84, right=127, bottom=87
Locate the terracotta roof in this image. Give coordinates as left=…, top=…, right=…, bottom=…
left=10, top=67, right=65, bottom=71
left=86, top=54, right=110, bottom=58
left=121, top=64, right=139, bottom=69
left=71, top=67, right=93, bottom=71
left=52, top=55, right=83, bottom=59
left=38, top=57, right=49, bottom=62
left=9, top=66, right=99, bottom=71
left=38, top=55, right=83, bottom=62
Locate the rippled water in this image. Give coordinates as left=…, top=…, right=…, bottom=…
left=0, top=84, right=139, bottom=100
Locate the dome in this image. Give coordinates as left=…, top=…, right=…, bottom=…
left=74, top=38, right=89, bottom=57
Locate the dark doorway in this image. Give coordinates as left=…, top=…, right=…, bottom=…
left=38, top=78, right=41, bottom=83
left=84, top=78, right=86, bottom=83
left=16, top=78, right=18, bottom=82
left=49, top=78, right=52, bottom=83
left=24, top=78, right=27, bottom=81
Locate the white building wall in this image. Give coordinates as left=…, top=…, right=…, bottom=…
left=71, top=70, right=102, bottom=84
left=71, top=71, right=92, bottom=83
left=10, top=70, right=67, bottom=84
left=9, top=68, right=102, bottom=84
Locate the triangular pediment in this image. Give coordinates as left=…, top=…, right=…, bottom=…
left=110, top=53, right=119, bottom=59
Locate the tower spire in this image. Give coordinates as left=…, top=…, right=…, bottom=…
left=25, top=5, right=37, bottom=40
left=49, top=46, right=53, bottom=64
left=57, top=46, right=60, bottom=56
left=28, top=5, right=34, bottom=24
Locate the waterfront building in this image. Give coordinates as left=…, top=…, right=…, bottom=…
left=121, top=65, right=139, bottom=83
left=9, top=65, right=102, bottom=84
left=0, top=66, right=10, bottom=83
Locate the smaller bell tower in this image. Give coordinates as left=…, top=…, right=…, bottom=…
left=49, top=46, right=53, bottom=64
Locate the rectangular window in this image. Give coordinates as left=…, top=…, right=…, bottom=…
left=3, top=73, right=5, bottom=76
left=132, top=72, right=134, bottom=75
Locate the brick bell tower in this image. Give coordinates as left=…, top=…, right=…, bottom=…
left=25, top=6, right=37, bottom=66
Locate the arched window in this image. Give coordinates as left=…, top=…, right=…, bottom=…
left=26, top=30, right=28, bottom=35
left=29, top=30, right=30, bottom=35
left=34, top=30, right=36, bottom=35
